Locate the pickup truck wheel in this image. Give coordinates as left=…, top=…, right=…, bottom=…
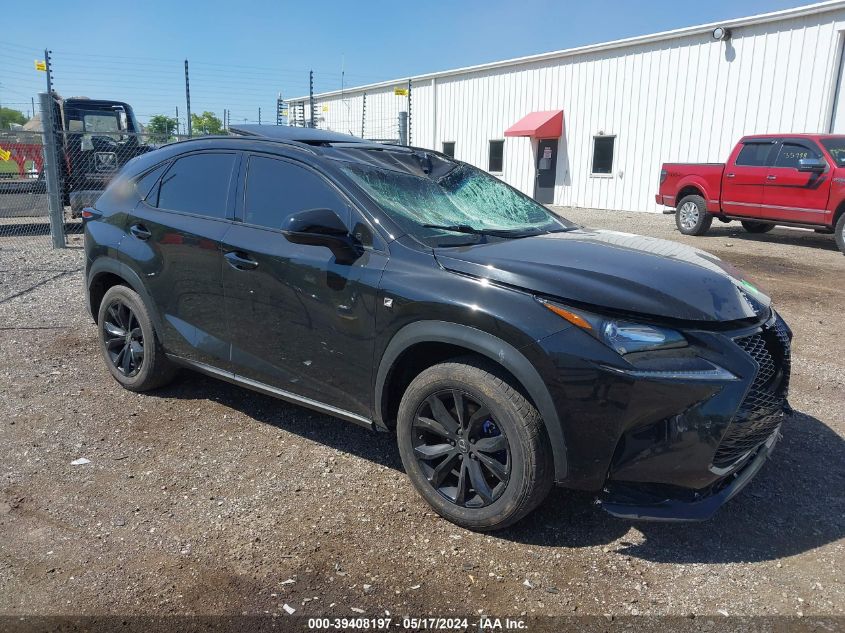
left=397, top=358, right=553, bottom=531
left=675, top=195, right=712, bottom=236
left=836, top=213, right=845, bottom=254
left=741, top=221, right=775, bottom=234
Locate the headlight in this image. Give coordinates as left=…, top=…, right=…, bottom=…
left=539, top=299, right=687, bottom=355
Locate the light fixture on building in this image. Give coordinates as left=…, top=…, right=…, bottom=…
left=712, top=26, right=732, bottom=41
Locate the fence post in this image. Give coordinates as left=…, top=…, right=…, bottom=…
left=398, top=111, right=408, bottom=146
left=309, top=70, right=315, bottom=128
left=361, top=93, right=366, bottom=138
left=185, top=60, right=192, bottom=137
left=38, top=92, right=65, bottom=249
left=407, top=78, right=412, bottom=145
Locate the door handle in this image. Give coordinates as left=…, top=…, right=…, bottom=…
left=130, top=224, right=151, bottom=240
left=224, top=251, right=259, bottom=271
left=767, top=175, right=777, bottom=181
left=726, top=173, right=735, bottom=178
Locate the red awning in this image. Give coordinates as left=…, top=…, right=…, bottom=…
left=504, top=110, right=564, bottom=138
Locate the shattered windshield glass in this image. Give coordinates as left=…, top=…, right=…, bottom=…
left=340, top=157, right=571, bottom=245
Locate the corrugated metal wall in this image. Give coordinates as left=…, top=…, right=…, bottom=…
left=294, top=8, right=845, bottom=212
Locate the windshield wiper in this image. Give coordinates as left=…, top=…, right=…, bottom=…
left=422, top=223, right=540, bottom=238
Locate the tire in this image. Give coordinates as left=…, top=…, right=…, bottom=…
left=836, top=213, right=845, bottom=255
left=97, top=285, right=176, bottom=392
left=675, top=195, right=713, bottom=236
left=741, top=221, right=775, bottom=234
left=397, top=358, right=553, bottom=531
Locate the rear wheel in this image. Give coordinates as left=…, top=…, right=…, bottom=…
left=675, top=195, right=712, bottom=236
left=836, top=213, right=845, bottom=255
left=741, top=221, right=775, bottom=234
left=397, top=358, right=553, bottom=531
left=97, top=285, right=176, bottom=391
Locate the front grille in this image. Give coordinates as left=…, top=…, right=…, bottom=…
left=713, top=317, right=791, bottom=468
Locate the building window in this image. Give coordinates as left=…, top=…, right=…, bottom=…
left=591, top=136, right=615, bottom=175
left=488, top=140, right=504, bottom=173
left=442, top=142, right=455, bottom=158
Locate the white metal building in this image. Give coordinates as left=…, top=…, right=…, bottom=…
left=289, top=1, right=845, bottom=212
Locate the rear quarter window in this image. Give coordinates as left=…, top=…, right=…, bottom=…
left=134, top=163, right=169, bottom=201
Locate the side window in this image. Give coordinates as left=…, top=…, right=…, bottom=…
left=243, top=155, right=349, bottom=230
left=591, top=136, right=616, bottom=175
left=134, top=162, right=169, bottom=201
left=773, top=142, right=822, bottom=169
left=156, top=153, right=236, bottom=218
left=735, top=142, right=775, bottom=167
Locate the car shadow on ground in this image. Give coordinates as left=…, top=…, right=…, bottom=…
left=500, top=410, right=845, bottom=564
left=686, top=225, right=840, bottom=252
left=155, top=374, right=843, bottom=564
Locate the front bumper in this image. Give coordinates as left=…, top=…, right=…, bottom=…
left=598, top=428, right=779, bottom=521
left=532, top=310, right=791, bottom=520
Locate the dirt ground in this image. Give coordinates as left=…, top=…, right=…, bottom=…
left=0, top=210, right=843, bottom=619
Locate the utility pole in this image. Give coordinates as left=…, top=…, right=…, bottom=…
left=31, top=97, right=36, bottom=120
left=309, top=70, right=315, bottom=128
left=184, top=59, right=192, bottom=137
left=175, top=106, right=179, bottom=136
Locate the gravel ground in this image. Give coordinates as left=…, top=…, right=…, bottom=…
left=0, top=210, right=843, bottom=619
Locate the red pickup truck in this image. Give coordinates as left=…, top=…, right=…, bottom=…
left=656, top=134, right=845, bottom=253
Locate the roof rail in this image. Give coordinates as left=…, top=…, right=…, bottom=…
left=228, top=124, right=367, bottom=145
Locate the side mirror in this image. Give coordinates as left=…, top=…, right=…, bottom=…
left=283, top=208, right=363, bottom=265
left=797, top=157, right=825, bottom=172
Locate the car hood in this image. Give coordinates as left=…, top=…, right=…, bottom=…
left=433, top=228, right=770, bottom=322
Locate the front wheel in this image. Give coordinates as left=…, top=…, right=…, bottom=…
left=741, top=221, right=775, bottom=234
left=675, top=195, right=713, bottom=236
left=397, top=358, right=553, bottom=531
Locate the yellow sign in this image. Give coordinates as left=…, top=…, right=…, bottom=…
left=393, top=87, right=408, bottom=96
left=321, top=105, right=329, bottom=112
left=34, top=60, right=47, bottom=71
left=0, top=147, right=11, bottom=162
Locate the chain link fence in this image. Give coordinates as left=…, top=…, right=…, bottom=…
left=0, top=129, right=50, bottom=246
left=0, top=98, right=193, bottom=310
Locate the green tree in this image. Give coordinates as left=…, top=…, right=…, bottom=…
left=146, top=114, right=178, bottom=143
left=191, top=111, right=224, bottom=136
left=0, top=107, right=27, bottom=130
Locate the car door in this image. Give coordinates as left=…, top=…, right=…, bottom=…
left=221, top=153, right=388, bottom=418
left=121, top=151, right=240, bottom=367
left=721, top=139, right=778, bottom=217
left=762, top=140, right=832, bottom=223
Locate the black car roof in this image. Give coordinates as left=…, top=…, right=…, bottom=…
left=131, top=126, right=453, bottom=180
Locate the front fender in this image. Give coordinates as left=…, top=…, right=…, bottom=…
left=374, top=320, right=568, bottom=482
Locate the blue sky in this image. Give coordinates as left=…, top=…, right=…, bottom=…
left=0, top=0, right=816, bottom=128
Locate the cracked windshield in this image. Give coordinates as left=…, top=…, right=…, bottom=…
left=342, top=160, right=570, bottom=244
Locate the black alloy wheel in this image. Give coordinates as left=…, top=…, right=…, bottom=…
left=102, top=299, right=144, bottom=377
left=412, top=389, right=511, bottom=508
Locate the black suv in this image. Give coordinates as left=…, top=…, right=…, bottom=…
left=84, top=126, right=792, bottom=530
